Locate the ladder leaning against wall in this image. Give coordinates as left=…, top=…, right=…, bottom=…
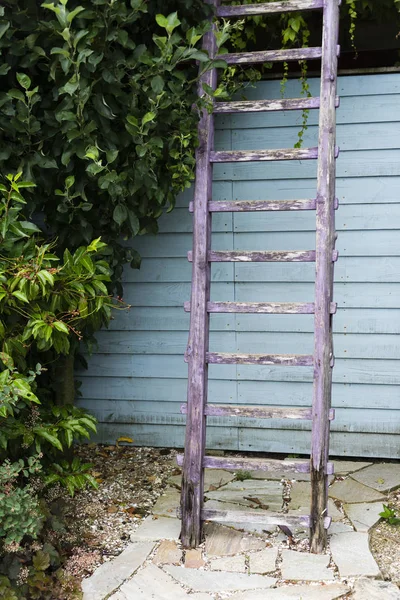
left=178, top=0, right=340, bottom=554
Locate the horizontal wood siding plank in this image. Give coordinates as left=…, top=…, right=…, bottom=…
left=213, top=150, right=400, bottom=181
left=129, top=229, right=399, bottom=258
left=217, top=96, right=400, bottom=130
left=230, top=122, right=400, bottom=152
left=86, top=423, right=400, bottom=458
left=234, top=75, right=400, bottom=99
left=92, top=330, right=400, bottom=360
left=80, top=354, right=400, bottom=385
left=107, top=307, right=400, bottom=335
left=79, top=382, right=400, bottom=410
left=151, top=204, right=400, bottom=235
left=120, top=281, right=400, bottom=309
left=81, top=405, right=400, bottom=437
left=231, top=176, right=400, bottom=205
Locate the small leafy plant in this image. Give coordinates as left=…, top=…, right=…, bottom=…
left=235, top=470, right=253, bottom=481
left=379, top=504, right=400, bottom=525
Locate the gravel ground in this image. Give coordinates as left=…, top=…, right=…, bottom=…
left=60, top=444, right=178, bottom=580
left=370, top=488, right=400, bottom=585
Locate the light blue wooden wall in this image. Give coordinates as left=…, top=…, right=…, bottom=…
left=78, top=73, right=400, bottom=458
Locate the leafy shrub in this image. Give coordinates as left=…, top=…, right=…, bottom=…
left=0, top=0, right=216, bottom=283
left=0, top=458, right=42, bottom=546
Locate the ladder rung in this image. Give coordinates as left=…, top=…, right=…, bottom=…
left=187, top=250, right=339, bottom=262
left=183, top=301, right=338, bottom=314
left=180, top=403, right=335, bottom=421
left=217, top=46, right=340, bottom=66
left=176, top=506, right=331, bottom=529
left=202, top=509, right=331, bottom=530
left=210, top=147, right=340, bottom=163
left=213, top=96, right=340, bottom=114
left=217, top=0, right=325, bottom=18
left=206, top=352, right=313, bottom=366
left=188, top=198, right=340, bottom=212
left=176, top=454, right=334, bottom=475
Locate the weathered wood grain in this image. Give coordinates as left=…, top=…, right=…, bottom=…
left=217, top=47, right=328, bottom=65
left=200, top=509, right=331, bottom=529
left=217, top=0, right=324, bottom=18
left=183, top=301, right=338, bottom=314
left=180, top=0, right=216, bottom=550
left=188, top=198, right=339, bottom=212
left=189, top=199, right=319, bottom=212
left=201, top=508, right=332, bottom=529
left=180, top=403, right=335, bottom=421
left=206, top=352, right=314, bottom=366
left=187, top=250, right=338, bottom=262
left=210, top=147, right=319, bottom=162
left=213, top=97, right=336, bottom=114
left=177, top=506, right=326, bottom=528
left=176, top=454, right=334, bottom=475
left=310, top=0, right=340, bottom=554
left=188, top=250, right=315, bottom=262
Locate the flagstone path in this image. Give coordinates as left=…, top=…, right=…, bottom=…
left=82, top=460, right=400, bottom=600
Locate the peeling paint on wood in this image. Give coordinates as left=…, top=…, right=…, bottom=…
left=206, top=352, right=314, bottom=366
left=176, top=453, right=334, bottom=475
left=217, top=0, right=325, bottom=18
left=213, top=97, right=338, bottom=113
left=310, top=0, right=340, bottom=553
left=218, top=47, right=328, bottom=65
left=183, top=301, right=338, bottom=314
left=180, top=403, right=335, bottom=421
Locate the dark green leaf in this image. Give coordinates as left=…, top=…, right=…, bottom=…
left=113, top=204, right=128, bottom=226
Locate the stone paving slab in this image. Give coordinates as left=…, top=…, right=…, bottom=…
left=329, top=522, right=354, bottom=534
left=353, top=577, right=400, bottom=600
left=131, top=516, right=181, bottom=541
left=168, top=469, right=235, bottom=492
left=164, top=565, right=276, bottom=592
left=343, top=501, right=382, bottom=532
left=109, top=564, right=214, bottom=599
left=153, top=540, right=182, bottom=566
left=205, top=492, right=282, bottom=510
left=249, top=547, right=278, bottom=574
left=330, top=531, right=381, bottom=577
left=215, top=480, right=284, bottom=493
left=82, top=541, right=155, bottom=600
left=152, top=488, right=180, bottom=517
left=203, top=499, right=275, bottom=534
left=332, top=460, right=372, bottom=475
left=205, top=480, right=283, bottom=510
left=288, top=481, right=311, bottom=510
left=350, top=462, right=400, bottom=492
left=281, top=549, right=334, bottom=581
left=204, top=522, right=265, bottom=557
left=209, top=554, right=246, bottom=572
left=185, top=549, right=205, bottom=569
left=231, top=583, right=350, bottom=600
left=328, top=478, right=386, bottom=504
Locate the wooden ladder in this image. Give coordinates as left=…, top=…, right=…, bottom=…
left=179, top=0, right=340, bottom=554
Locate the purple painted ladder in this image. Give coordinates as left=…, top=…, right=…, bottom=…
left=180, top=0, right=340, bottom=554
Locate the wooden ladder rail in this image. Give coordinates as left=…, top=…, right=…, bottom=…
left=180, top=0, right=217, bottom=549
left=310, top=0, right=340, bottom=553
left=180, top=0, right=340, bottom=552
